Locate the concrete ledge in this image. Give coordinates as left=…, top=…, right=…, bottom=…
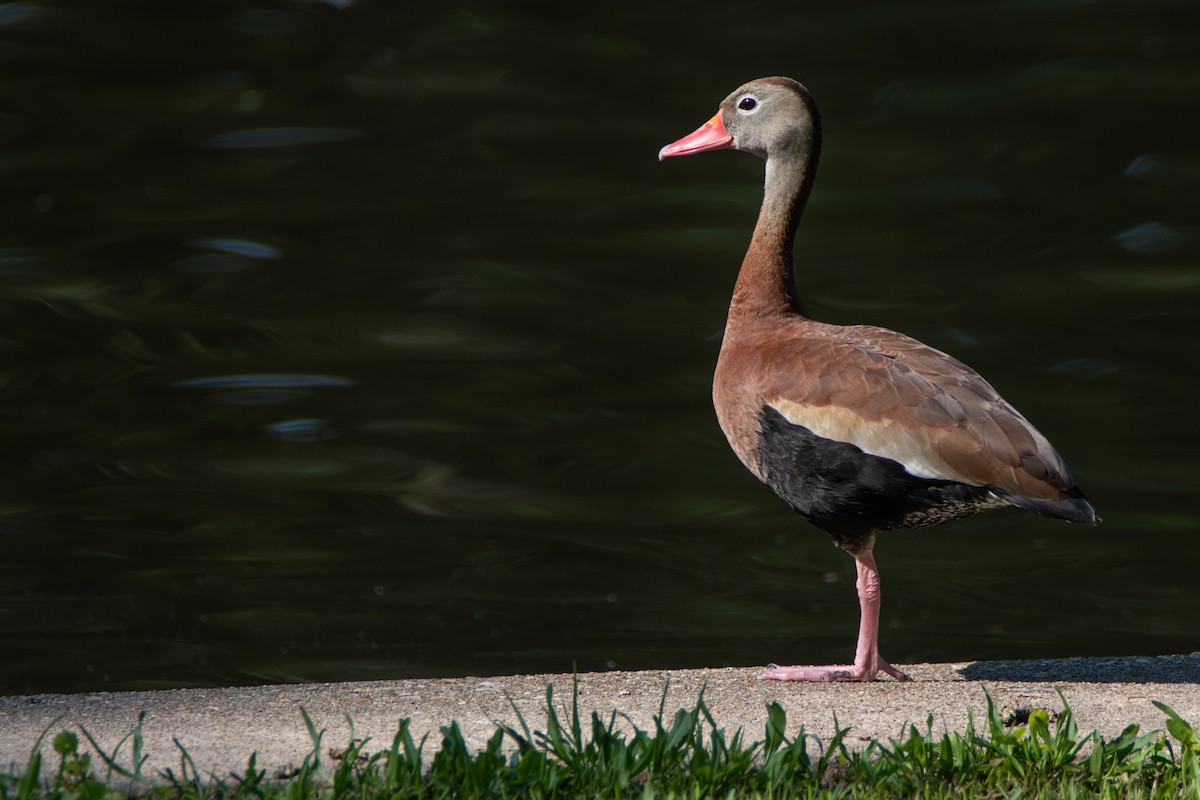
left=2, top=654, right=1198, bottom=779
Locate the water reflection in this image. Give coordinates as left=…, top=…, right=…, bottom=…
left=264, top=418, right=334, bottom=442
left=0, top=2, right=44, bottom=27
left=179, top=238, right=281, bottom=272
left=0, top=0, right=1197, bottom=695
left=1125, top=154, right=1200, bottom=187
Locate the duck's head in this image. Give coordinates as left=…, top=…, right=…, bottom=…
left=658, top=77, right=820, bottom=162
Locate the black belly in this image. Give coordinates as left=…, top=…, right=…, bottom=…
left=754, top=405, right=998, bottom=551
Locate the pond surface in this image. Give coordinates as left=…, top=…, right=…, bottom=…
left=1, top=1, right=1197, bottom=694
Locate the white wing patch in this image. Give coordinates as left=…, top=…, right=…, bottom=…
left=769, top=398, right=985, bottom=486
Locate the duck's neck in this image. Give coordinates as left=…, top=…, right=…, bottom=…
left=728, top=135, right=820, bottom=323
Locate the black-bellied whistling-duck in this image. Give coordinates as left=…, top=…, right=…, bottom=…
left=659, top=77, right=1098, bottom=682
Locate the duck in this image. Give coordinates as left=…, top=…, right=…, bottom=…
left=659, top=77, right=1098, bottom=681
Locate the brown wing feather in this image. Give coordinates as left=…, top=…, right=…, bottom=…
left=745, top=320, right=1076, bottom=501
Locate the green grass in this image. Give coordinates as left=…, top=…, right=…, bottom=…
left=3, top=680, right=1198, bottom=799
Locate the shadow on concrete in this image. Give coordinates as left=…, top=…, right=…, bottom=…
left=957, top=654, right=1200, bottom=684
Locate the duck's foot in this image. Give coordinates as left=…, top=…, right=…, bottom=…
left=759, top=659, right=910, bottom=682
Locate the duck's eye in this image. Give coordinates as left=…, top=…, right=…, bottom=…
left=737, top=96, right=758, bottom=111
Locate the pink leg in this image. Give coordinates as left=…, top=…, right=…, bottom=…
left=760, top=547, right=910, bottom=682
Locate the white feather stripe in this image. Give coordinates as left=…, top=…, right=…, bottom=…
left=769, top=399, right=985, bottom=486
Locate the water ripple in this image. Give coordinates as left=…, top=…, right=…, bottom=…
left=174, top=374, right=355, bottom=389
left=205, top=127, right=364, bottom=149
left=189, top=238, right=282, bottom=259
left=1113, top=221, right=1184, bottom=257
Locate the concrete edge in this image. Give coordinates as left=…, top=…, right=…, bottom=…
left=2, top=654, right=1198, bottom=779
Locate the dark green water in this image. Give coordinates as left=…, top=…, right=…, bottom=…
left=1, top=2, right=1197, bottom=694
